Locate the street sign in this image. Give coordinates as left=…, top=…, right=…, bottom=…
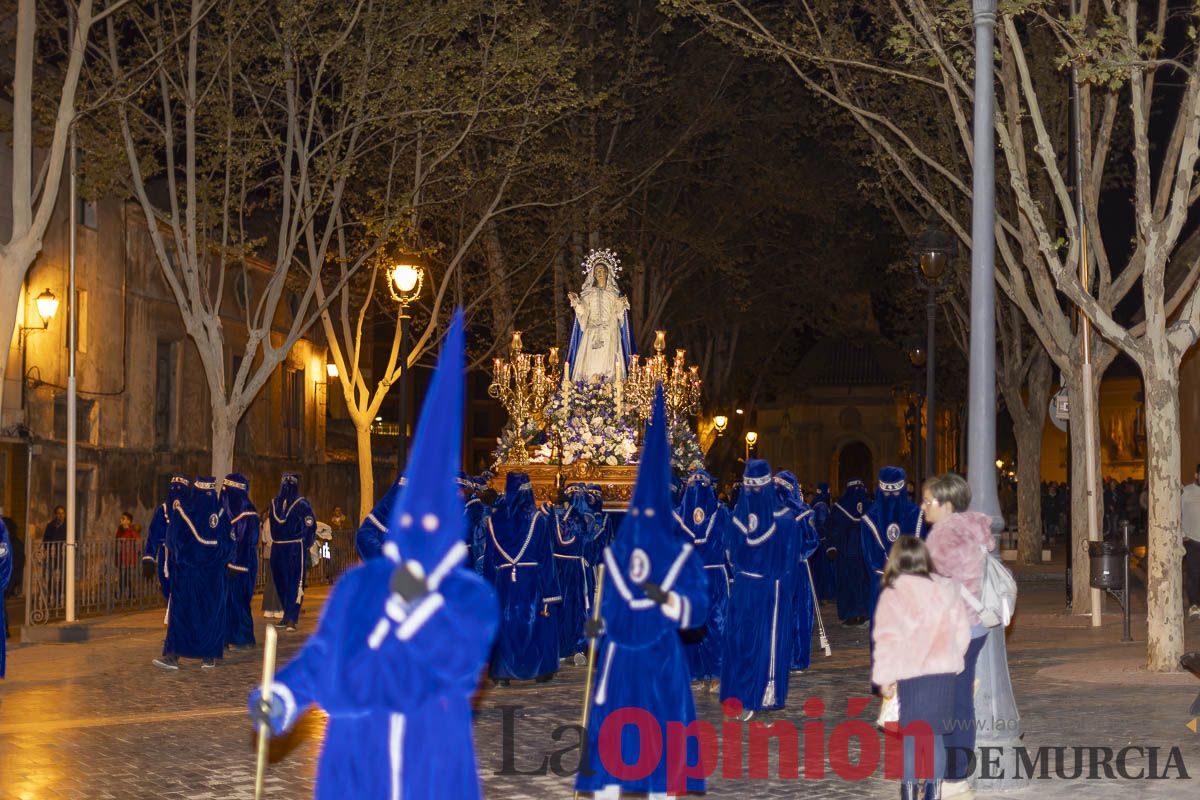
left=1054, top=389, right=1070, bottom=420
left=1050, top=391, right=1068, bottom=433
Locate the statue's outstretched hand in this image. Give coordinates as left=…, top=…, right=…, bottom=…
left=568, top=291, right=580, bottom=307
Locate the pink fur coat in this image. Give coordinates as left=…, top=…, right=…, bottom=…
left=871, top=573, right=969, bottom=688
left=925, top=511, right=996, bottom=626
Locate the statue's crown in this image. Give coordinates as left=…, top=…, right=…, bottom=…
left=582, top=248, right=622, bottom=280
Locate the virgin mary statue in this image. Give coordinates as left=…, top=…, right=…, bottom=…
left=567, top=249, right=634, bottom=382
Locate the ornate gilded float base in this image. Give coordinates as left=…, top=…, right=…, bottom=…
left=490, top=463, right=639, bottom=510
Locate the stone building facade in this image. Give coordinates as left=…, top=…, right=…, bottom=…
left=1, top=187, right=367, bottom=546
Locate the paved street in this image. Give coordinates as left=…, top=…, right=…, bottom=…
left=2, top=562, right=1199, bottom=799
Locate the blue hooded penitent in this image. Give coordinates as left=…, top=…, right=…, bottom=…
left=250, top=309, right=499, bottom=800
left=268, top=472, right=316, bottom=627
left=163, top=477, right=234, bottom=660
left=774, top=471, right=820, bottom=672
left=810, top=481, right=837, bottom=602
left=830, top=479, right=871, bottom=622
left=861, top=466, right=924, bottom=625
left=222, top=473, right=259, bottom=648
left=143, top=474, right=190, bottom=600
left=720, top=458, right=801, bottom=712
left=356, top=474, right=405, bottom=561
left=482, top=471, right=561, bottom=679
left=553, top=483, right=603, bottom=659
left=576, top=386, right=709, bottom=797
left=0, top=518, right=11, bottom=678
left=676, top=469, right=732, bottom=681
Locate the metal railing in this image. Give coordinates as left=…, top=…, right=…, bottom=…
left=26, top=530, right=358, bottom=625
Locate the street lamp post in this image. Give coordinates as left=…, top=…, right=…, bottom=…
left=18, top=288, right=60, bottom=410
left=387, top=260, right=424, bottom=471
left=968, top=0, right=1025, bottom=789
left=914, top=216, right=954, bottom=479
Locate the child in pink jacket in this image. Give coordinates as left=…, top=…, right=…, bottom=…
left=872, top=535, right=969, bottom=800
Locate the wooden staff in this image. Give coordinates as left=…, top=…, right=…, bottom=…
left=573, top=563, right=606, bottom=800
left=254, top=625, right=279, bottom=800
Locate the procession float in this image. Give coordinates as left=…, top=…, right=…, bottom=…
left=488, top=249, right=704, bottom=508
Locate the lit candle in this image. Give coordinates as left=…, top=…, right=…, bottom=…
left=511, top=331, right=523, bottom=352
left=654, top=330, right=667, bottom=353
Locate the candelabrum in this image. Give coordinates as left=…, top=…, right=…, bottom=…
left=624, top=329, right=702, bottom=423
left=488, top=331, right=558, bottom=463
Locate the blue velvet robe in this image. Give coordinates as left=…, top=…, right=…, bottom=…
left=483, top=507, right=561, bottom=679
left=0, top=520, right=11, bottom=678
left=255, top=560, right=498, bottom=800
left=809, top=498, right=837, bottom=602
left=464, top=496, right=488, bottom=572
left=163, top=495, right=235, bottom=659
left=678, top=506, right=731, bottom=681
left=226, top=510, right=260, bottom=647
left=861, top=497, right=925, bottom=621
left=575, top=544, right=709, bottom=796
left=142, top=503, right=172, bottom=600
left=270, top=498, right=316, bottom=625
left=789, top=508, right=821, bottom=672
left=829, top=498, right=870, bottom=622
left=552, top=505, right=600, bottom=659
left=356, top=481, right=402, bottom=561
left=721, top=506, right=799, bottom=711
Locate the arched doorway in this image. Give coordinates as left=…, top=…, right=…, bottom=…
left=838, top=441, right=874, bottom=490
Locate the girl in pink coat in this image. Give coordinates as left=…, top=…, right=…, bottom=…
left=872, top=535, right=969, bottom=800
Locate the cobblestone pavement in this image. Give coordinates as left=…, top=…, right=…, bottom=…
left=1, top=565, right=1198, bottom=799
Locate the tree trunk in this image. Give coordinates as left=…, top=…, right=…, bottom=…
left=1013, top=421, right=1044, bottom=564
left=1143, top=369, right=1185, bottom=671
left=355, top=421, right=375, bottom=525
left=210, top=407, right=235, bottom=478
left=0, top=265, right=27, bottom=423
left=1067, top=366, right=1104, bottom=611
left=1008, top=350, right=1052, bottom=564
left=483, top=221, right=514, bottom=343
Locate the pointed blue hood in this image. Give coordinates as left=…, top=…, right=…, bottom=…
left=382, top=310, right=469, bottom=584
left=273, top=473, right=301, bottom=517
left=607, top=385, right=688, bottom=589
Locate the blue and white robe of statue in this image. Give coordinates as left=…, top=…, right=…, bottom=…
left=860, top=496, right=924, bottom=624
left=677, top=499, right=731, bottom=682
left=720, top=466, right=799, bottom=712
left=829, top=486, right=870, bottom=622
left=809, top=490, right=837, bottom=603
left=483, top=496, right=561, bottom=680
left=269, top=485, right=316, bottom=627
left=0, top=519, right=11, bottom=678
left=252, top=560, right=498, bottom=800
left=225, top=499, right=260, bottom=647
left=163, top=481, right=235, bottom=659
left=552, top=498, right=600, bottom=660
left=789, top=507, right=821, bottom=672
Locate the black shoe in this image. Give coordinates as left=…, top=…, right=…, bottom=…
left=923, top=779, right=942, bottom=800
left=201, top=658, right=217, bottom=669
left=152, top=655, right=180, bottom=671
left=535, top=673, right=554, bottom=684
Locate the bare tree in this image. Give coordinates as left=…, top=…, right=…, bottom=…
left=674, top=0, right=1200, bottom=669
left=1, top=0, right=121, bottom=421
